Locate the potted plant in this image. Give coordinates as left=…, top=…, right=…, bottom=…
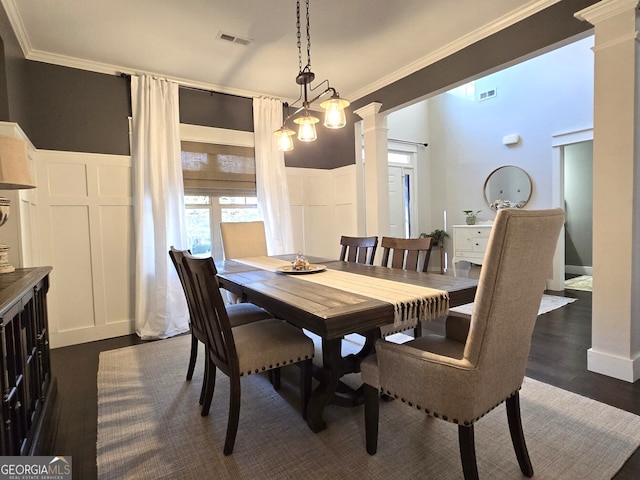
left=420, top=229, right=449, bottom=246
left=463, top=210, right=481, bottom=225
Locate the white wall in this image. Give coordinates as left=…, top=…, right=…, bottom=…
left=386, top=35, right=594, bottom=271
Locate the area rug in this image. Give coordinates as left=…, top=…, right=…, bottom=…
left=565, top=275, right=593, bottom=292
left=97, top=335, right=640, bottom=480
left=449, top=294, right=577, bottom=317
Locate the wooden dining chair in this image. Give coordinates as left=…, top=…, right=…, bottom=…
left=339, top=235, right=378, bottom=265
left=380, top=236, right=433, bottom=272
left=379, top=236, right=434, bottom=337
left=361, top=208, right=565, bottom=479
left=169, top=247, right=274, bottom=403
left=182, top=253, right=314, bottom=455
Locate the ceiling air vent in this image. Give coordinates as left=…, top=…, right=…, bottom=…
left=478, top=88, right=497, bottom=101
left=217, top=32, right=253, bottom=46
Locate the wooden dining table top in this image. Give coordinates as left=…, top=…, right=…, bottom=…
left=216, top=254, right=478, bottom=340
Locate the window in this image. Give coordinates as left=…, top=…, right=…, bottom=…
left=182, top=141, right=260, bottom=259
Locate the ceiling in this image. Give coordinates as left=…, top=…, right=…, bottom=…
left=2, top=0, right=558, bottom=104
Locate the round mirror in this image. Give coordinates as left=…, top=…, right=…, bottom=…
left=483, top=165, right=532, bottom=209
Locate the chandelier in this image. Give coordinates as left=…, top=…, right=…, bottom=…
left=273, top=0, right=350, bottom=152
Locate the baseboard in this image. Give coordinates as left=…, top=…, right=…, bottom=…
left=566, top=265, right=593, bottom=275
left=587, top=348, right=640, bottom=382
left=50, top=321, right=135, bottom=348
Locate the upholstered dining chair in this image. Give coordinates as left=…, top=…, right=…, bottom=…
left=182, top=253, right=314, bottom=455
left=220, top=221, right=268, bottom=259
left=379, top=236, right=434, bottom=338
left=169, top=247, right=274, bottom=402
left=220, top=221, right=268, bottom=304
left=339, top=235, right=378, bottom=265
left=361, top=208, right=565, bottom=480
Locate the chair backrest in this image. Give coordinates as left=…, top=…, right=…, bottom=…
left=169, top=247, right=205, bottom=338
left=380, top=236, right=433, bottom=272
left=339, top=235, right=378, bottom=265
left=183, top=253, right=237, bottom=376
left=464, top=208, right=564, bottom=403
left=220, top=221, right=268, bottom=259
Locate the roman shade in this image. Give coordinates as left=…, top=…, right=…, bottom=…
left=181, top=141, right=256, bottom=197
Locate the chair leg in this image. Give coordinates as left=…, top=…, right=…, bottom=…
left=269, top=367, right=281, bottom=391
left=458, top=425, right=479, bottom=480
left=300, top=359, right=312, bottom=420
left=364, top=383, right=380, bottom=455
left=201, top=359, right=216, bottom=417
left=507, top=392, right=534, bottom=477
left=186, top=333, right=198, bottom=380
left=199, top=351, right=209, bottom=405
left=223, top=375, right=241, bottom=455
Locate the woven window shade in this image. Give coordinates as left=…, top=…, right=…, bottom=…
left=181, top=141, right=256, bottom=196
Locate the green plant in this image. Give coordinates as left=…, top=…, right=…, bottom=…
left=420, top=229, right=449, bottom=246
left=463, top=210, right=481, bottom=218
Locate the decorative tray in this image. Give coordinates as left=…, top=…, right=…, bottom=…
left=276, top=264, right=327, bottom=275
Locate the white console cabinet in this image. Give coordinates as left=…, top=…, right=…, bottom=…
left=452, top=224, right=493, bottom=277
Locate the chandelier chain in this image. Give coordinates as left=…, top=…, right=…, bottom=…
left=305, top=0, right=311, bottom=70
left=296, top=0, right=302, bottom=73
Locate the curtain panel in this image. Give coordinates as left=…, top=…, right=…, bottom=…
left=131, top=75, right=190, bottom=340
left=252, top=97, right=294, bottom=255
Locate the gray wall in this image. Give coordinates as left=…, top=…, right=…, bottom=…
left=0, top=0, right=597, bottom=168
left=565, top=140, right=593, bottom=267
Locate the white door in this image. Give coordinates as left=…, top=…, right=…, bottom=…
left=388, top=149, right=416, bottom=238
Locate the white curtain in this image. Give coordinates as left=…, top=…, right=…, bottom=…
left=253, top=97, right=295, bottom=255
left=131, top=75, right=190, bottom=340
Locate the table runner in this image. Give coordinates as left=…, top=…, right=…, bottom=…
left=231, top=256, right=449, bottom=331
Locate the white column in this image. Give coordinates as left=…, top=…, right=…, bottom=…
left=576, top=0, right=640, bottom=382
left=354, top=102, right=389, bottom=238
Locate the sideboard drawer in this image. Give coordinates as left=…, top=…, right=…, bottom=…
left=452, top=225, right=493, bottom=276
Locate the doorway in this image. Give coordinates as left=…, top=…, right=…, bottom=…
left=388, top=148, right=417, bottom=238
left=550, top=128, right=593, bottom=290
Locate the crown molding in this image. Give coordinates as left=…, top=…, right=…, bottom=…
left=346, top=0, right=563, bottom=101
left=3, top=0, right=563, bottom=103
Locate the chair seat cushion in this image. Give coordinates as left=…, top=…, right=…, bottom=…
left=227, top=302, right=273, bottom=327
left=233, top=319, right=314, bottom=376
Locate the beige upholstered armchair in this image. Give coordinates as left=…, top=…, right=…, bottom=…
left=361, top=208, right=565, bottom=480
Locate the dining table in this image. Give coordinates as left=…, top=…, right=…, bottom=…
left=216, top=254, right=478, bottom=433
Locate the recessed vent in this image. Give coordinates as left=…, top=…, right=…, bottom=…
left=478, top=88, right=497, bottom=101
left=217, top=32, right=253, bottom=46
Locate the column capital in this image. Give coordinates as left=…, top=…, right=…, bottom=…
left=354, top=102, right=382, bottom=120
left=575, top=0, right=639, bottom=25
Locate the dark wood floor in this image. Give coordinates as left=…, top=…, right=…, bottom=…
left=50, top=286, right=640, bottom=480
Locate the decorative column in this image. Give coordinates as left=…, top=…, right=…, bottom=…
left=354, top=102, right=389, bottom=238
left=576, top=0, right=640, bottom=382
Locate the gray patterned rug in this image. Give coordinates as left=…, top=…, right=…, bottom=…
left=97, top=335, right=640, bottom=479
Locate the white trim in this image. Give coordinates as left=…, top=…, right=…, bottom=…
left=180, top=123, right=254, bottom=147
left=587, top=347, right=640, bottom=382
left=575, top=0, right=640, bottom=25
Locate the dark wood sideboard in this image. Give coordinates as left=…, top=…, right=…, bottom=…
left=0, top=267, right=58, bottom=455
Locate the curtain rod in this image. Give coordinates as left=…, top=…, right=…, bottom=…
left=119, top=72, right=250, bottom=100
left=388, top=138, right=428, bottom=147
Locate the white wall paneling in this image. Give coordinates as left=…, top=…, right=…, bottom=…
left=287, top=165, right=357, bottom=259
left=38, top=150, right=134, bottom=348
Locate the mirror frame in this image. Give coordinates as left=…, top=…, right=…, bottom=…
left=483, top=165, right=533, bottom=209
